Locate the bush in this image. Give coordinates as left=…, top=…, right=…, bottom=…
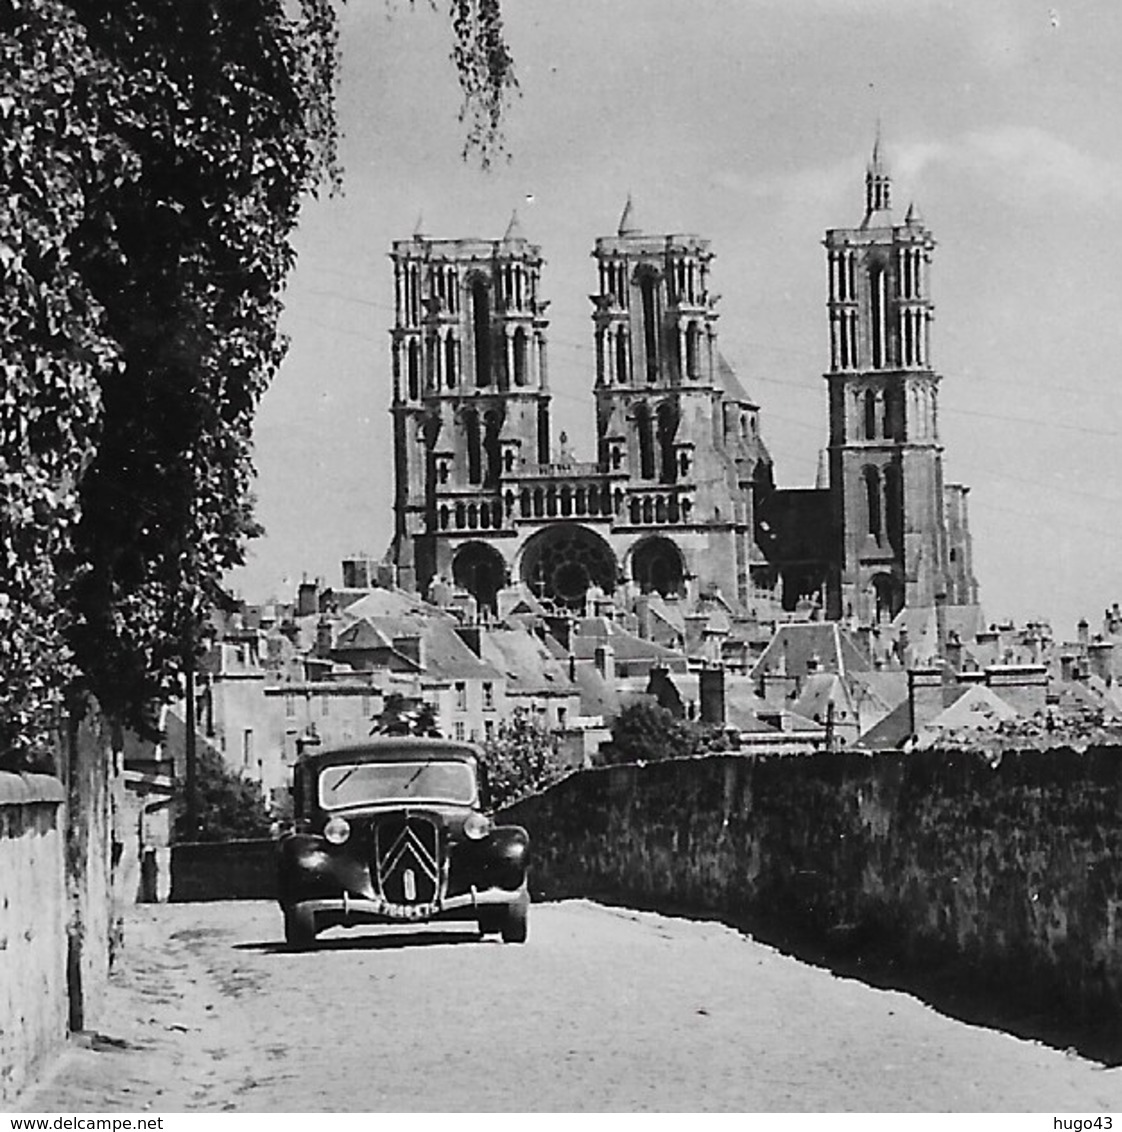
left=599, top=700, right=725, bottom=766
left=174, top=742, right=272, bottom=843
left=481, top=708, right=568, bottom=810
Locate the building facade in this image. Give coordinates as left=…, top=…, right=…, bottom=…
left=388, top=143, right=979, bottom=631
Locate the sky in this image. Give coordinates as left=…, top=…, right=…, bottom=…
left=228, top=0, right=1122, bottom=640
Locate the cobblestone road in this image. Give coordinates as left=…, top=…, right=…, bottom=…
left=15, top=900, right=1122, bottom=1112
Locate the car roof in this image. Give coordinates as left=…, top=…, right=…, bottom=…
left=297, top=737, right=481, bottom=770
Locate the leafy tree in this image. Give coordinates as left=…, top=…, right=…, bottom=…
left=599, top=700, right=725, bottom=766
left=372, top=692, right=440, bottom=737
left=1, top=0, right=516, bottom=770
left=481, top=707, right=568, bottom=810
left=173, top=740, right=272, bottom=843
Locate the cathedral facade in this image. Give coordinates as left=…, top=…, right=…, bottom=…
left=387, top=145, right=979, bottom=630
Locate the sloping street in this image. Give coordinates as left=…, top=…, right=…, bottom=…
left=17, top=899, right=1122, bottom=1113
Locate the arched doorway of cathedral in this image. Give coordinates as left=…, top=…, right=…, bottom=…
left=451, top=542, right=508, bottom=615
left=871, top=571, right=903, bottom=624
left=629, top=536, right=685, bottom=598
left=519, top=524, right=617, bottom=611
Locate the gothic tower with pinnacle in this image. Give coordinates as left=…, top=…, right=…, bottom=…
left=389, top=212, right=551, bottom=603
left=385, top=164, right=977, bottom=635
left=387, top=202, right=774, bottom=618
left=824, top=137, right=977, bottom=622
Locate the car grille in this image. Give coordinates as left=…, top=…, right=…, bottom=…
left=372, top=814, right=442, bottom=908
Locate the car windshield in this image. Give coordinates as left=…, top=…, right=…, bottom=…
left=318, top=760, right=476, bottom=809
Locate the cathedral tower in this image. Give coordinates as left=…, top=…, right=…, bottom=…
left=590, top=199, right=769, bottom=609
left=824, top=138, right=952, bottom=623
left=389, top=214, right=551, bottom=600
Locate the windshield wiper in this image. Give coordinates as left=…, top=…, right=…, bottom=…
left=400, top=763, right=427, bottom=794
left=328, top=767, right=357, bottom=793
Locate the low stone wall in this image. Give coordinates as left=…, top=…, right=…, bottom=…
left=61, top=706, right=124, bottom=1032
left=504, top=746, right=1122, bottom=1023
left=170, top=839, right=277, bottom=902
left=0, top=774, right=67, bottom=1104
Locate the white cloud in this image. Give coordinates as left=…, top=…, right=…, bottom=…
left=730, top=127, right=1122, bottom=224
left=899, top=127, right=1122, bottom=209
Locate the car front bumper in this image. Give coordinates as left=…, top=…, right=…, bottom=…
left=294, top=883, right=526, bottom=925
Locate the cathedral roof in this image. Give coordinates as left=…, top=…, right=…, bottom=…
left=715, top=352, right=756, bottom=407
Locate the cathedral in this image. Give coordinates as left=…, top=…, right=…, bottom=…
left=387, top=142, right=979, bottom=633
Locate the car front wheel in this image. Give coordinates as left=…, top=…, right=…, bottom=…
left=283, top=903, right=317, bottom=950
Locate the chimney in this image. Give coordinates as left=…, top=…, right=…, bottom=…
left=297, top=578, right=319, bottom=618
left=1060, top=653, right=1075, bottom=682
left=699, top=665, right=726, bottom=726
left=315, top=616, right=333, bottom=658
left=455, top=624, right=483, bottom=657
left=1088, top=640, right=1114, bottom=684
left=593, top=642, right=615, bottom=683
left=908, top=667, right=945, bottom=734
left=342, top=557, right=370, bottom=589
left=1077, top=618, right=1090, bottom=647
left=944, top=631, right=963, bottom=673
left=393, top=634, right=427, bottom=671
left=634, top=594, right=652, bottom=640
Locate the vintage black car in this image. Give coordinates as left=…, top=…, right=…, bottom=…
left=276, top=737, right=530, bottom=948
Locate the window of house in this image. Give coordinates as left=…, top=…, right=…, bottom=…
left=321, top=693, right=330, bottom=717
left=454, top=721, right=466, bottom=742
left=284, top=693, right=296, bottom=718
left=455, top=682, right=467, bottom=711
left=484, top=719, right=495, bottom=741
left=482, top=682, right=494, bottom=711
left=242, top=729, right=254, bottom=768
left=557, top=706, right=568, bottom=728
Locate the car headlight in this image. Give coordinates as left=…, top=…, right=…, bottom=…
left=323, top=816, right=351, bottom=845
left=463, top=812, right=492, bottom=840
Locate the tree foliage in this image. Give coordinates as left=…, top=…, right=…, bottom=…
left=599, top=701, right=724, bottom=766
left=481, top=707, right=568, bottom=810
left=1, top=0, right=516, bottom=769
left=371, top=692, right=440, bottom=737
left=173, top=740, right=272, bottom=843
left=444, top=0, right=518, bottom=164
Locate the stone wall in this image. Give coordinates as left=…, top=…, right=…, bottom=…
left=503, top=747, right=1122, bottom=1022
left=61, top=705, right=125, bottom=1032
left=2, top=703, right=138, bottom=1102
left=170, top=839, right=277, bottom=902
left=0, top=774, right=67, bottom=1103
